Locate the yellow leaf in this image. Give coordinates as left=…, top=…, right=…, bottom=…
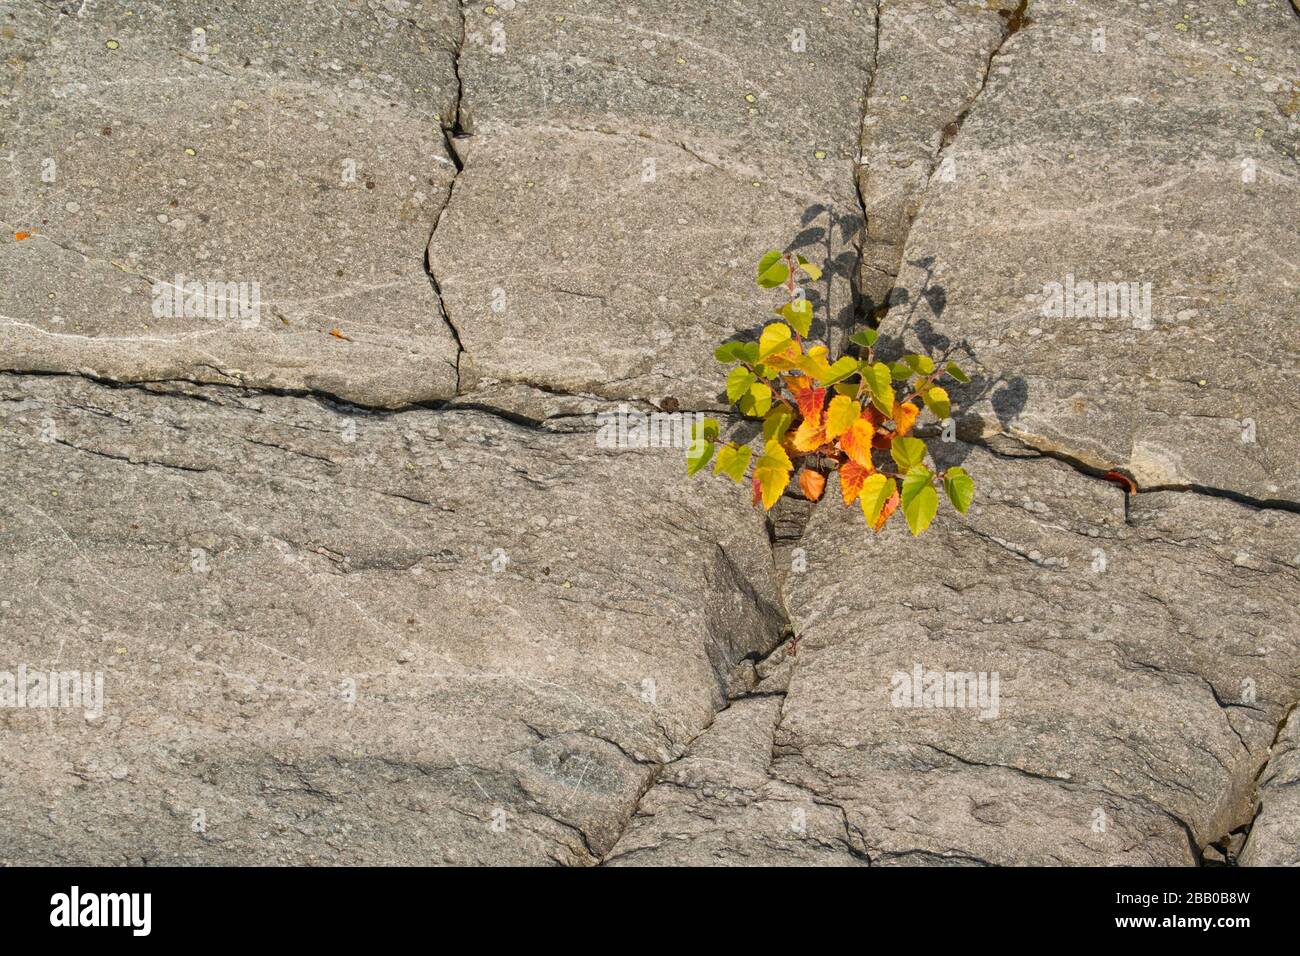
left=859, top=473, right=892, bottom=524
left=796, top=344, right=833, bottom=381
left=924, top=386, right=951, bottom=420
left=753, top=440, right=792, bottom=510
left=824, top=395, right=861, bottom=440
left=792, top=411, right=827, bottom=453
left=758, top=322, right=793, bottom=360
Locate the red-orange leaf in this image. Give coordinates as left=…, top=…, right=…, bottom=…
left=791, top=377, right=827, bottom=422
left=799, top=468, right=826, bottom=502
left=839, top=460, right=874, bottom=504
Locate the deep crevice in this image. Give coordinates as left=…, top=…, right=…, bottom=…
left=0, top=367, right=582, bottom=433
left=867, top=0, right=1031, bottom=329
left=424, top=0, right=470, bottom=393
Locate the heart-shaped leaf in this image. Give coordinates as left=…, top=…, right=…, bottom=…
left=901, top=466, right=938, bottom=536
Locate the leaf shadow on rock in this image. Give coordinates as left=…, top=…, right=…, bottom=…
left=787, top=202, right=864, bottom=346
left=711, top=203, right=863, bottom=410
left=861, top=255, right=1028, bottom=471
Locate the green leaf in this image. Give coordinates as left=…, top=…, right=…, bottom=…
left=943, top=466, right=975, bottom=514
left=863, top=362, right=895, bottom=416
left=739, top=381, right=773, bottom=418
left=726, top=367, right=757, bottom=403
left=849, top=329, right=878, bottom=349
left=795, top=255, right=822, bottom=281
left=923, top=385, right=951, bottom=420
left=903, top=354, right=935, bottom=375
left=776, top=298, right=813, bottom=337
left=762, top=406, right=794, bottom=442
left=859, top=472, right=893, bottom=524
left=945, top=362, right=971, bottom=384
left=833, top=382, right=858, bottom=397
left=817, top=355, right=859, bottom=386
left=825, top=395, right=861, bottom=440
left=901, top=466, right=939, bottom=536
left=693, top=417, right=720, bottom=442
left=713, top=342, right=744, bottom=363
left=714, top=444, right=752, bottom=483
left=739, top=342, right=760, bottom=364
left=687, top=438, right=715, bottom=476
left=888, top=361, right=913, bottom=382
left=758, top=322, right=793, bottom=360
left=757, top=251, right=790, bottom=288
left=890, top=436, right=927, bottom=472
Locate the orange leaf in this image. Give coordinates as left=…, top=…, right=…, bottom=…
left=752, top=474, right=763, bottom=507
left=14, top=231, right=33, bottom=240
left=792, top=410, right=827, bottom=454
left=839, top=460, right=874, bottom=505
left=799, top=468, right=826, bottom=502
left=893, top=401, right=920, bottom=437
left=839, top=415, right=875, bottom=468
left=872, top=486, right=901, bottom=532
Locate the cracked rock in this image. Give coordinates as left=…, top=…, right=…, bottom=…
left=603, top=695, right=868, bottom=865
left=1239, top=706, right=1300, bottom=866
left=428, top=1, right=875, bottom=409
left=0, top=1, right=462, bottom=407
left=0, top=372, right=783, bottom=863
left=878, top=0, right=1300, bottom=503
left=773, top=443, right=1300, bottom=865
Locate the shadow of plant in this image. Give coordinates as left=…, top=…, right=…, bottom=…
left=849, top=254, right=1028, bottom=471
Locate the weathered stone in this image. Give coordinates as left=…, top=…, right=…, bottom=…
left=0, top=372, right=782, bottom=864
left=0, top=1, right=461, bottom=407
left=428, top=1, right=875, bottom=408
left=857, top=0, right=1010, bottom=313
left=604, top=695, right=867, bottom=865
left=878, top=0, right=1300, bottom=503
left=3, top=0, right=1297, bottom=870
left=773, top=444, right=1300, bottom=865
left=1239, top=707, right=1300, bottom=866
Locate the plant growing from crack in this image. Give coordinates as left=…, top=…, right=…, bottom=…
left=687, top=247, right=974, bottom=535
